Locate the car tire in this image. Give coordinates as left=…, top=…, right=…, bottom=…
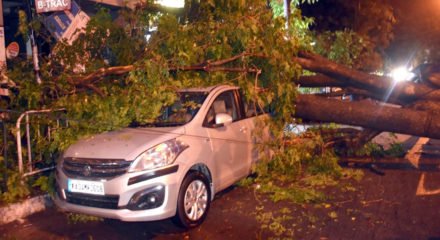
left=173, top=171, right=211, bottom=228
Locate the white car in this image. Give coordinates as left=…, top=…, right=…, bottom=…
left=54, top=85, right=263, bottom=227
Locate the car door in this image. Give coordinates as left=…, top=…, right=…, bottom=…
left=203, top=90, right=251, bottom=190
left=239, top=92, right=267, bottom=166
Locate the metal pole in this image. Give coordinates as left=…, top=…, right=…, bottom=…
left=26, top=0, right=41, bottom=84
left=16, top=116, right=23, bottom=176
left=0, top=0, right=7, bottom=72
left=25, top=113, right=32, bottom=172
left=2, top=118, right=7, bottom=192
left=22, top=166, right=55, bottom=178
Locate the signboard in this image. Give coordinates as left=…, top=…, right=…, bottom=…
left=0, top=27, right=5, bottom=71
left=6, top=42, right=19, bottom=59
left=36, top=0, right=71, bottom=13
left=44, top=1, right=89, bottom=44
left=61, top=11, right=89, bottom=44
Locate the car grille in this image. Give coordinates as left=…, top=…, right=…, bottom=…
left=66, top=192, right=119, bottom=209
left=62, top=157, right=131, bottom=178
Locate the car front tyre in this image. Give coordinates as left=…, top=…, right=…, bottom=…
left=173, top=171, right=211, bottom=228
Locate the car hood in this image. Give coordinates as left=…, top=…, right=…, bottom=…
left=63, top=127, right=185, bottom=160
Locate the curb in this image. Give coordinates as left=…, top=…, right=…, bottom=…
left=0, top=194, right=53, bottom=224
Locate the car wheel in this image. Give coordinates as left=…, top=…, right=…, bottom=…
left=173, top=171, right=211, bottom=228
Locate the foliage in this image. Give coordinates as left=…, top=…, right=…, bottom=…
left=270, top=0, right=315, bottom=42
left=236, top=176, right=254, bottom=187
left=4, top=0, right=309, bottom=183
left=32, top=173, right=55, bottom=195
left=302, top=0, right=396, bottom=71
left=65, top=213, right=103, bottom=224
left=0, top=166, right=55, bottom=203
left=16, top=10, right=29, bottom=41
left=253, top=126, right=363, bottom=205
left=384, top=142, right=406, bottom=157
left=255, top=210, right=294, bottom=238
left=0, top=170, right=31, bottom=203
left=355, top=141, right=406, bottom=158
left=313, top=29, right=368, bottom=67
left=251, top=128, right=364, bottom=239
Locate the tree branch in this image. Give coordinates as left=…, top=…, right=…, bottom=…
left=70, top=51, right=263, bottom=87
left=84, top=84, right=106, bottom=98
left=295, top=50, right=440, bottom=103
left=71, top=65, right=134, bottom=86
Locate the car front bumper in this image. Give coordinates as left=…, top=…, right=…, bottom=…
left=54, top=165, right=181, bottom=222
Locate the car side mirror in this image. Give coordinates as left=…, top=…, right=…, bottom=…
left=215, top=113, right=233, bottom=127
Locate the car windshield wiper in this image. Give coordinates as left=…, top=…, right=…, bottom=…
left=130, top=121, right=185, bottom=128
left=151, top=122, right=185, bottom=127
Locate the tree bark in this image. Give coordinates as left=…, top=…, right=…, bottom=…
left=294, top=94, right=440, bottom=139
left=297, top=75, right=345, bottom=87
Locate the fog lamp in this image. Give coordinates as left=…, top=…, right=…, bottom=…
left=127, top=185, right=165, bottom=210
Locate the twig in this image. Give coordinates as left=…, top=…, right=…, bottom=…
left=84, top=84, right=106, bottom=98
left=254, top=184, right=262, bottom=205
left=361, top=198, right=383, bottom=206
left=334, top=199, right=353, bottom=206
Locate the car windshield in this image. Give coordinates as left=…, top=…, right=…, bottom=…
left=134, top=91, right=209, bottom=127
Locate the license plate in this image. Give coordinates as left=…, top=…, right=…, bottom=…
left=68, top=179, right=104, bottom=195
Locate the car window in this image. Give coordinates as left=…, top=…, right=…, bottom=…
left=131, top=91, right=208, bottom=127
left=243, top=100, right=259, bottom=118
left=239, top=91, right=263, bottom=119
left=203, top=90, right=238, bottom=128
left=157, top=92, right=208, bottom=125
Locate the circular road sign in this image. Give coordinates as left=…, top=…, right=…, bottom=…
left=6, top=42, right=19, bottom=59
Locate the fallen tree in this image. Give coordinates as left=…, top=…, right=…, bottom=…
left=292, top=50, right=440, bottom=145
left=1, top=0, right=427, bottom=205
left=8, top=0, right=439, bottom=156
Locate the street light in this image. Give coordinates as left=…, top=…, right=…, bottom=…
left=390, top=67, right=415, bottom=82
left=391, top=67, right=409, bottom=82
left=157, top=0, right=184, bottom=8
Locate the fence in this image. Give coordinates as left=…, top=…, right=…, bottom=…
left=0, top=109, right=67, bottom=192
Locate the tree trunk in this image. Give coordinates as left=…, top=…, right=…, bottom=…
left=294, top=94, right=440, bottom=139
left=295, top=51, right=440, bottom=103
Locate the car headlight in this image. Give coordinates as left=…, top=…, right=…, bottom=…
left=129, top=139, right=188, bottom=172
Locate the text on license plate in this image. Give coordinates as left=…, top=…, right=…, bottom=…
left=68, top=179, right=104, bottom=195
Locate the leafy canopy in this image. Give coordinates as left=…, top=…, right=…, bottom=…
left=5, top=0, right=314, bottom=147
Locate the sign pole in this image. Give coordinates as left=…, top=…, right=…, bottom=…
left=27, top=0, right=41, bottom=84
left=0, top=0, right=6, bottom=73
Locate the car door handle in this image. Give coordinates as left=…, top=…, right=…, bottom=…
left=240, top=127, right=247, bottom=133
left=205, top=138, right=210, bottom=142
